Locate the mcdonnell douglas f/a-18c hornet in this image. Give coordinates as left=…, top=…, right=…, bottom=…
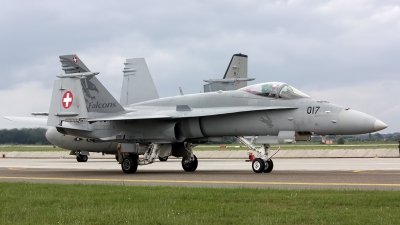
left=42, top=54, right=387, bottom=174
left=6, top=55, right=388, bottom=173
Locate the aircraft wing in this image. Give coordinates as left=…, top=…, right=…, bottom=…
left=88, top=106, right=297, bottom=122
left=4, top=116, right=48, bottom=125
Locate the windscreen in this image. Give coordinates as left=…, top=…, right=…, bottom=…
left=239, top=82, right=309, bottom=99
left=239, top=82, right=283, bottom=98
left=278, top=85, right=309, bottom=99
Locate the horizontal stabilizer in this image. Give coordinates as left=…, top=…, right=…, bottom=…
left=31, top=112, right=49, bottom=116
left=4, top=116, right=47, bottom=125
left=58, top=121, right=92, bottom=131
left=56, top=72, right=99, bottom=78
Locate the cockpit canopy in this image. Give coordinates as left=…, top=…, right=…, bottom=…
left=239, top=82, right=310, bottom=99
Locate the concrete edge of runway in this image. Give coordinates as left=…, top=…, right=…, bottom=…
left=0, top=149, right=399, bottom=159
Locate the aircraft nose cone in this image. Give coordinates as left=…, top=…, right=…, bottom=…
left=374, top=119, right=388, bottom=132
left=338, top=109, right=387, bottom=134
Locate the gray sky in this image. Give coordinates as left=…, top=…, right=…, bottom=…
left=1, top=0, right=399, bottom=133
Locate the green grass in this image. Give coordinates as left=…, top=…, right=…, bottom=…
left=1, top=182, right=400, bottom=224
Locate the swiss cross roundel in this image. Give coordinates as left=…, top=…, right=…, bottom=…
left=62, top=91, right=73, bottom=109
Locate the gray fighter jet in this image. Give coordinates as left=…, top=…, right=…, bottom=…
left=46, top=56, right=387, bottom=173
left=5, top=54, right=251, bottom=162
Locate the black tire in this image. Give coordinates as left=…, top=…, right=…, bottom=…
left=252, top=158, right=265, bottom=173
left=264, top=159, right=274, bottom=173
left=76, top=156, right=82, bottom=162
left=181, top=155, right=198, bottom=172
left=81, top=155, right=88, bottom=162
left=121, top=155, right=138, bottom=174
left=159, top=156, right=169, bottom=161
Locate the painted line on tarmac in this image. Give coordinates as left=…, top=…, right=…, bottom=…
left=353, top=169, right=400, bottom=174
left=1, top=176, right=400, bottom=187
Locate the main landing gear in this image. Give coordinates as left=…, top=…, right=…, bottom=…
left=182, top=155, right=198, bottom=172
left=76, top=154, right=88, bottom=162
left=121, top=143, right=160, bottom=174
left=181, top=142, right=198, bottom=172
left=74, top=151, right=88, bottom=162
left=236, top=136, right=279, bottom=173
left=120, top=142, right=199, bottom=174
left=121, top=154, right=138, bottom=173
left=158, top=156, right=169, bottom=161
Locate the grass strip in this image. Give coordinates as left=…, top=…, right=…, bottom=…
left=0, top=182, right=399, bottom=224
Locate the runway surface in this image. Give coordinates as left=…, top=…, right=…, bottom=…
left=1, top=158, right=400, bottom=190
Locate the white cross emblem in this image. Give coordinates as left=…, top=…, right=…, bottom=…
left=73, top=56, right=78, bottom=63
left=62, top=91, right=73, bottom=109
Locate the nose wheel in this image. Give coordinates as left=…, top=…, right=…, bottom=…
left=252, top=158, right=265, bottom=173
left=252, top=158, right=274, bottom=173
left=264, top=159, right=273, bottom=173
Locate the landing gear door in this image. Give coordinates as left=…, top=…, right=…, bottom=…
left=158, top=144, right=172, bottom=158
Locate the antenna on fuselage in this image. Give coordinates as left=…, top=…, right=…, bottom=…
left=179, top=87, right=184, bottom=96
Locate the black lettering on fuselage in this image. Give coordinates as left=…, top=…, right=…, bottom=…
left=88, top=101, right=117, bottom=109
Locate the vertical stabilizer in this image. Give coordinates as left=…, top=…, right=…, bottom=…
left=47, top=72, right=125, bottom=127
left=223, top=53, right=248, bottom=89
left=47, top=77, right=89, bottom=126
left=58, top=55, right=125, bottom=114
left=81, top=74, right=125, bottom=113
left=204, top=53, right=252, bottom=92
left=120, top=58, right=159, bottom=106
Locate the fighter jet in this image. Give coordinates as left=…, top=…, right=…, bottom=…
left=5, top=54, right=250, bottom=162
left=45, top=56, right=387, bottom=174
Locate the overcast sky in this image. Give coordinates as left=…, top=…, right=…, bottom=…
left=1, top=0, right=399, bottom=133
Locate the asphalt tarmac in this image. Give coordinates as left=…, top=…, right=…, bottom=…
left=1, top=158, right=400, bottom=190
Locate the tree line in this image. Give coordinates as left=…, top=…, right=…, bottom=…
left=311, top=133, right=400, bottom=144
left=0, top=128, right=50, bottom=145
left=0, top=127, right=399, bottom=145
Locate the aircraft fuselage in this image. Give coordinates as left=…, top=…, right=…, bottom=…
left=60, top=89, right=384, bottom=143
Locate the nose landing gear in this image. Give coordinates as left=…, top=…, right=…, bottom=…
left=236, top=136, right=279, bottom=174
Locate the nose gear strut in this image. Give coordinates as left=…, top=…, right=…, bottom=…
left=235, top=136, right=280, bottom=173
